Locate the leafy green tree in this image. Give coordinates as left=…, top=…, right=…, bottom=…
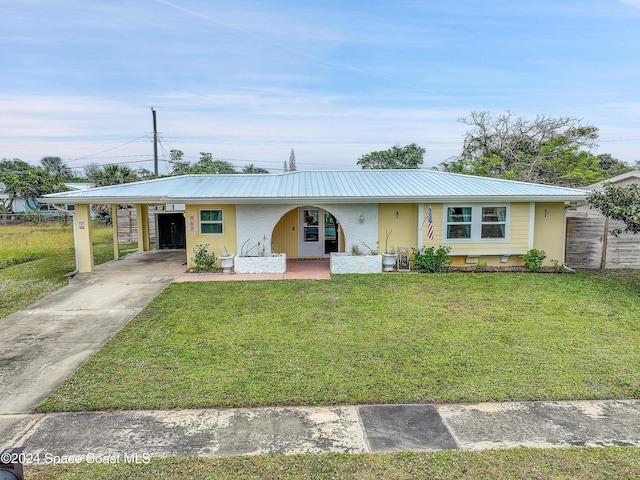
left=169, top=149, right=190, bottom=176
left=357, top=143, right=425, bottom=169
left=242, top=164, right=270, bottom=174
left=40, top=156, right=75, bottom=181
left=587, top=183, right=640, bottom=235
left=84, top=164, right=141, bottom=186
left=167, top=150, right=237, bottom=175
left=440, top=111, right=609, bottom=186
left=190, top=153, right=236, bottom=174
left=0, top=158, right=64, bottom=212
left=595, top=153, right=633, bottom=177
left=135, top=168, right=156, bottom=180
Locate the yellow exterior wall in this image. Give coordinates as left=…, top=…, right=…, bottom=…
left=74, top=203, right=94, bottom=273
left=272, top=208, right=299, bottom=257
left=421, top=204, right=444, bottom=248
left=421, top=203, right=532, bottom=266
left=136, top=204, right=150, bottom=252
left=533, top=202, right=566, bottom=264
left=184, top=204, right=237, bottom=268
left=378, top=204, right=418, bottom=252
left=111, top=203, right=119, bottom=260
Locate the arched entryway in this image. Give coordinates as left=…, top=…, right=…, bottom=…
left=272, top=207, right=345, bottom=258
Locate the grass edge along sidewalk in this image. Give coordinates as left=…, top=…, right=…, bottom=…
left=24, top=447, right=640, bottom=480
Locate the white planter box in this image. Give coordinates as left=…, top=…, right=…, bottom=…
left=330, top=253, right=382, bottom=274
left=382, top=253, right=398, bottom=272
left=219, top=254, right=234, bottom=275
left=235, top=254, right=287, bottom=274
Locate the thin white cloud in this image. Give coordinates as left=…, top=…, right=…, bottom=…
left=1, top=1, right=639, bottom=169
left=619, top=0, right=640, bottom=9
left=0, top=93, right=469, bottom=169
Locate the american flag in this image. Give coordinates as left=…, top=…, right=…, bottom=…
left=427, top=205, right=434, bottom=240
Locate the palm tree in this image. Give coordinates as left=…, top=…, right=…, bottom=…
left=40, top=156, right=74, bottom=181
left=85, top=164, right=141, bottom=186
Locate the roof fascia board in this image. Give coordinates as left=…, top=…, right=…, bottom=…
left=39, top=194, right=586, bottom=204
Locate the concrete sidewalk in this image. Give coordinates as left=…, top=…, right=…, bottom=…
left=1, top=400, right=639, bottom=463
left=0, top=250, right=186, bottom=415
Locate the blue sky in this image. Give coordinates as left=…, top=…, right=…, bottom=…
left=1, top=0, right=639, bottom=174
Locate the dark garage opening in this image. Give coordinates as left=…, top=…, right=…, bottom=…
left=157, top=213, right=186, bottom=249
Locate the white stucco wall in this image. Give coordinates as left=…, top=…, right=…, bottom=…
left=236, top=205, right=292, bottom=256
left=235, top=203, right=380, bottom=256
left=330, top=253, right=382, bottom=274
left=316, top=203, right=379, bottom=253
left=235, top=254, right=287, bottom=273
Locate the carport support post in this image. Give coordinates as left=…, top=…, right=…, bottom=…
left=136, top=204, right=150, bottom=252
left=112, top=203, right=119, bottom=260
left=75, top=204, right=94, bottom=273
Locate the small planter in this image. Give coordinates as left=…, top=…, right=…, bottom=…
left=330, top=253, right=382, bottom=274
left=382, top=253, right=398, bottom=272
left=219, top=254, right=234, bottom=274
left=235, top=254, right=287, bottom=274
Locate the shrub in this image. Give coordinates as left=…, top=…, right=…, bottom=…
left=411, top=246, right=452, bottom=272
left=551, top=259, right=565, bottom=273
left=522, top=248, right=546, bottom=272
left=191, top=244, right=217, bottom=272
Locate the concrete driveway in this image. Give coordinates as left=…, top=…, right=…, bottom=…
left=0, top=250, right=186, bottom=415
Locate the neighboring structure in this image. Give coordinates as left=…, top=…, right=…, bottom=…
left=41, top=170, right=587, bottom=273
left=566, top=170, right=640, bottom=269
left=0, top=182, right=94, bottom=214
left=575, top=170, right=640, bottom=213
left=587, top=169, right=640, bottom=189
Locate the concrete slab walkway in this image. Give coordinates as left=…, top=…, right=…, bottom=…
left=1, top=400, right=639, bottom=464
left=0, top=250, right=187, bottom=415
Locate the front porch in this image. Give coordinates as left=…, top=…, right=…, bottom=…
left=174, top=258, right=331, bottom=282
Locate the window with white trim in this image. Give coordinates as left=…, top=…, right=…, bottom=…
left=446, top=207, right=472, bottom=239
left=200, top=209, right=223, bottom=234
left=481, top=206, right=506, bottom=238
left=445, top=205, right=508, bottom=241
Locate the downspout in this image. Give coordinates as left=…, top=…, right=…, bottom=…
left=51, top=204, right=79, bottom=277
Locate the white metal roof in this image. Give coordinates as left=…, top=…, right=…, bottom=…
left=41, top=170, right=588, bottom=204
left=584, top=170, right=640, bottom=190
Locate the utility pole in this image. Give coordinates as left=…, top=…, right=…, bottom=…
left=151, top=107, right=158, bottom=178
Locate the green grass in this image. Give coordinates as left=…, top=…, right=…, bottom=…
left=37, top=271, right=640, bottom=412
left=0, top=223, right=136, bottom=318
left=24, top=448, right=640, bottom=480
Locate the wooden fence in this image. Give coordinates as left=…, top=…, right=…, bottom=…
left=116, top=209, right=157, bottom=244
left=565, top=212, right=640, bottom=269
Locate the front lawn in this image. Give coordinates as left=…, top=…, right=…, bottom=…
left=38, top=271, right=640, bottom=412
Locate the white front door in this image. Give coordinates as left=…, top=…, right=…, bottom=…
left=299, top=208, right=324, bottom=257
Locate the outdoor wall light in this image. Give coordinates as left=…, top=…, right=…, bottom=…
left=396, top=210, right=400, bottom=219
left=359, top=214, right=365, bottom=223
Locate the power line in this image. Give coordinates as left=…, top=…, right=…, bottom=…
left=65, top=135, right=151, bottom=163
